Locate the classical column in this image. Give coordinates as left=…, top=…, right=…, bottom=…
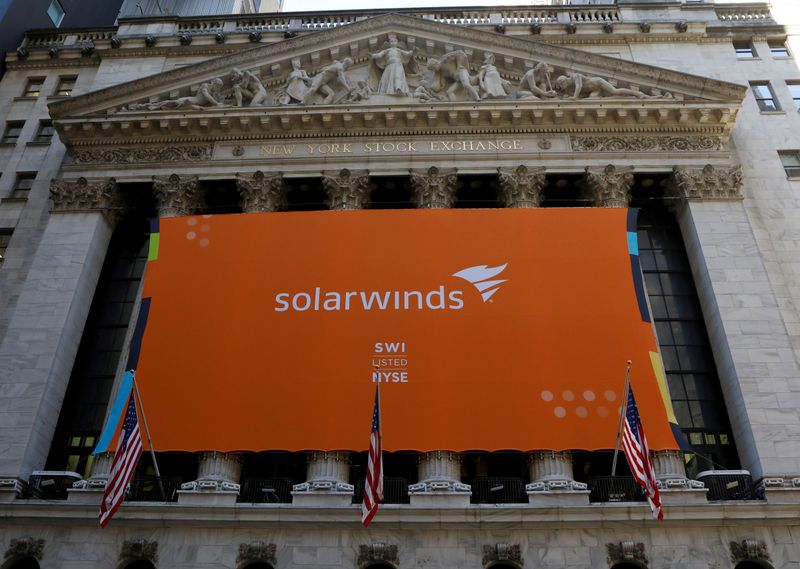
left=670, top=164, right=800, bottom=502
left=236, top=171, right=287, bottom=213
left=410, top=167, right=457, bottom=209
left=584, top=164, right=634, bottom=208
left=292, top=452, right=354, bottom=506
left=322, top=169, right=370, bottom=210
left=497, top=165, right=546, bottom=208
left=152, top=174, right=200, bottom=217
left=291, top=170, right=370, bottom=506
left=0, top=178, right=121, bottom=502
left=407, top=166, right=469, bottom=505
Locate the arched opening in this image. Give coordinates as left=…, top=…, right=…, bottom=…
left=735, top=562, right=774, bottom=569
left=487, top=564, right=520, bottom=569
left=122, top=561, right=156, bottom=569
left=610, top=563, right=647, bottom=569
left=362, top=564, right=395, bottom=569
left=240, top=562, right=274, bottom=569
left=4, top=559, right=40, bottom=569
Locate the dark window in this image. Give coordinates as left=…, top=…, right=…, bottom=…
left=788, top=82, right=800, bottom=109
left=47, top=0, right=65, bottom=26
left=23, top=77, right=45, bottom=97
left=2, top=121, right=24, bottom=144
left=778, top=151, right=800, bottom=177
left=636, top=207, right=739, bottom=477
left=750, top=82, right=780, bottom=111
left=733, top=40, right=756, bottom=59
left=7, top=558, right=40, bottom=569
left=54, top=76, right=76, bottom=97
left=768, top=40, right=790, bottom=57
left=12, top=173, right=35, bottom=199
left=0, top=229, right=12, bottom=263
left=33, top=120, right=55, bottom=144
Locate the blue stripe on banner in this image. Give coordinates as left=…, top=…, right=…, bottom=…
left=126, top=297, right=151, bottom=370
left=92, top=371, right=133, bottom=454
left=627, top=232, right=639, bottom=256
left=149, top=217, right=160, bottom=234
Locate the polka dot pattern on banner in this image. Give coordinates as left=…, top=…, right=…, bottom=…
left=185, top=217, right=212, bottom=248
left=538, top=388, right=619, bottom=419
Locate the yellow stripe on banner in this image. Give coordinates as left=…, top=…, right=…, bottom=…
left=650, top=351, right=677, bottom=423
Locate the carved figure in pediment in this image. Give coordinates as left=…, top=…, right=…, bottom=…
left=368, top=34, right=418, bottom=96
left=229, top=68, right=269, bottom=107
left=477, top=54, right=511, bottom=99
left=346, top=80, right=373, bottom=102
left=418, top=50, right=480, bottom=102
left=555, top=71, right=672, bottom=99
left=127, top=78, right=224, bottom=111
left=302, top=58, right=354, bottom=105
left=277, top=58, right=312, bottom=105
left=517, top=62, right=557, bottom=99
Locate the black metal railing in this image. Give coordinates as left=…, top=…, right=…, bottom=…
left=237, top=477, right=294, bottom=503
left=470, top=477, right=527, bottom=504
left=697, top=471, right=757, bottom=501
left=587, top=476, right=646, bottom=503
left=352, top=477, right=410, bottom=504
left=126, top=476, right=182, bottom=502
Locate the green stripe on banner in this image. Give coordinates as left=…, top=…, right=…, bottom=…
left=148, top=233, right=160, bottom=261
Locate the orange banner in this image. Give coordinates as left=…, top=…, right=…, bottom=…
left=136, top=208, right=678, bottom=452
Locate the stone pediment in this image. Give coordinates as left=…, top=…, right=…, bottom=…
left=49, top=12, right=746, bottom=154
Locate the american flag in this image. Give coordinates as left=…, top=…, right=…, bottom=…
left=361, top=384, right=383, bottom=527
left=621, top=385, right=663, bottom=520
left=99, top=392, right=143, bottom=528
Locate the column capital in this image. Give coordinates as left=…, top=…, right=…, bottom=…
left=410, top=166, right=458, bottom=209
left=322, top=168, right=370, bottom=211
left=236, top=171, right=287, bottom=213
left=671, top=164, right=743, bottom=201
left=49, top=177, right=123, bottom=223
left=152, top=174, right=201, bottom=218
left=497, top=165, right=546, bottom=208
left=584, top=164, right=634, bottom=208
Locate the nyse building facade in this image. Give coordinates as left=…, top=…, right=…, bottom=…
left=0, top=2, right=799, bottom=568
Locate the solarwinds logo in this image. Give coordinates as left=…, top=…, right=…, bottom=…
left=274, top=263, right=508, bottom=312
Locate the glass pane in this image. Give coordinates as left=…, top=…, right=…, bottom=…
left=752, top=84, right=772, bottom=98
left=675, top=402, right=693, bottom=427
left=667, top=373, right=686, bottom=399
left=649, top=296, right=668, bottom=319
left=780, top=153, right=800, bottom=167
left=660, top=272, right=694, bottom=295
left=665, top=295, right=701, bottom=319
left=758, top=99, right=778, bottom=111
left=677, top=346, right=714, bottom=371
left=671, top=320, right=707, bottom=345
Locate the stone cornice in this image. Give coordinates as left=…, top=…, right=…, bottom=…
left=54, top=99, right=740, bottom=153
left=2, top=500, right=800, bottom=527
left=48, top=13, right=746, bottom=120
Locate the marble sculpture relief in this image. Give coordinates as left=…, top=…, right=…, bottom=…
left=117, top=33, right=677, bottom=112
left=368, top=34, right=418, bottom=96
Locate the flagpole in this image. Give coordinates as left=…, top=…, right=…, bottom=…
left=611, top=360, right=632, bottom=477
left=130, top=370, right=166, bottom=501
